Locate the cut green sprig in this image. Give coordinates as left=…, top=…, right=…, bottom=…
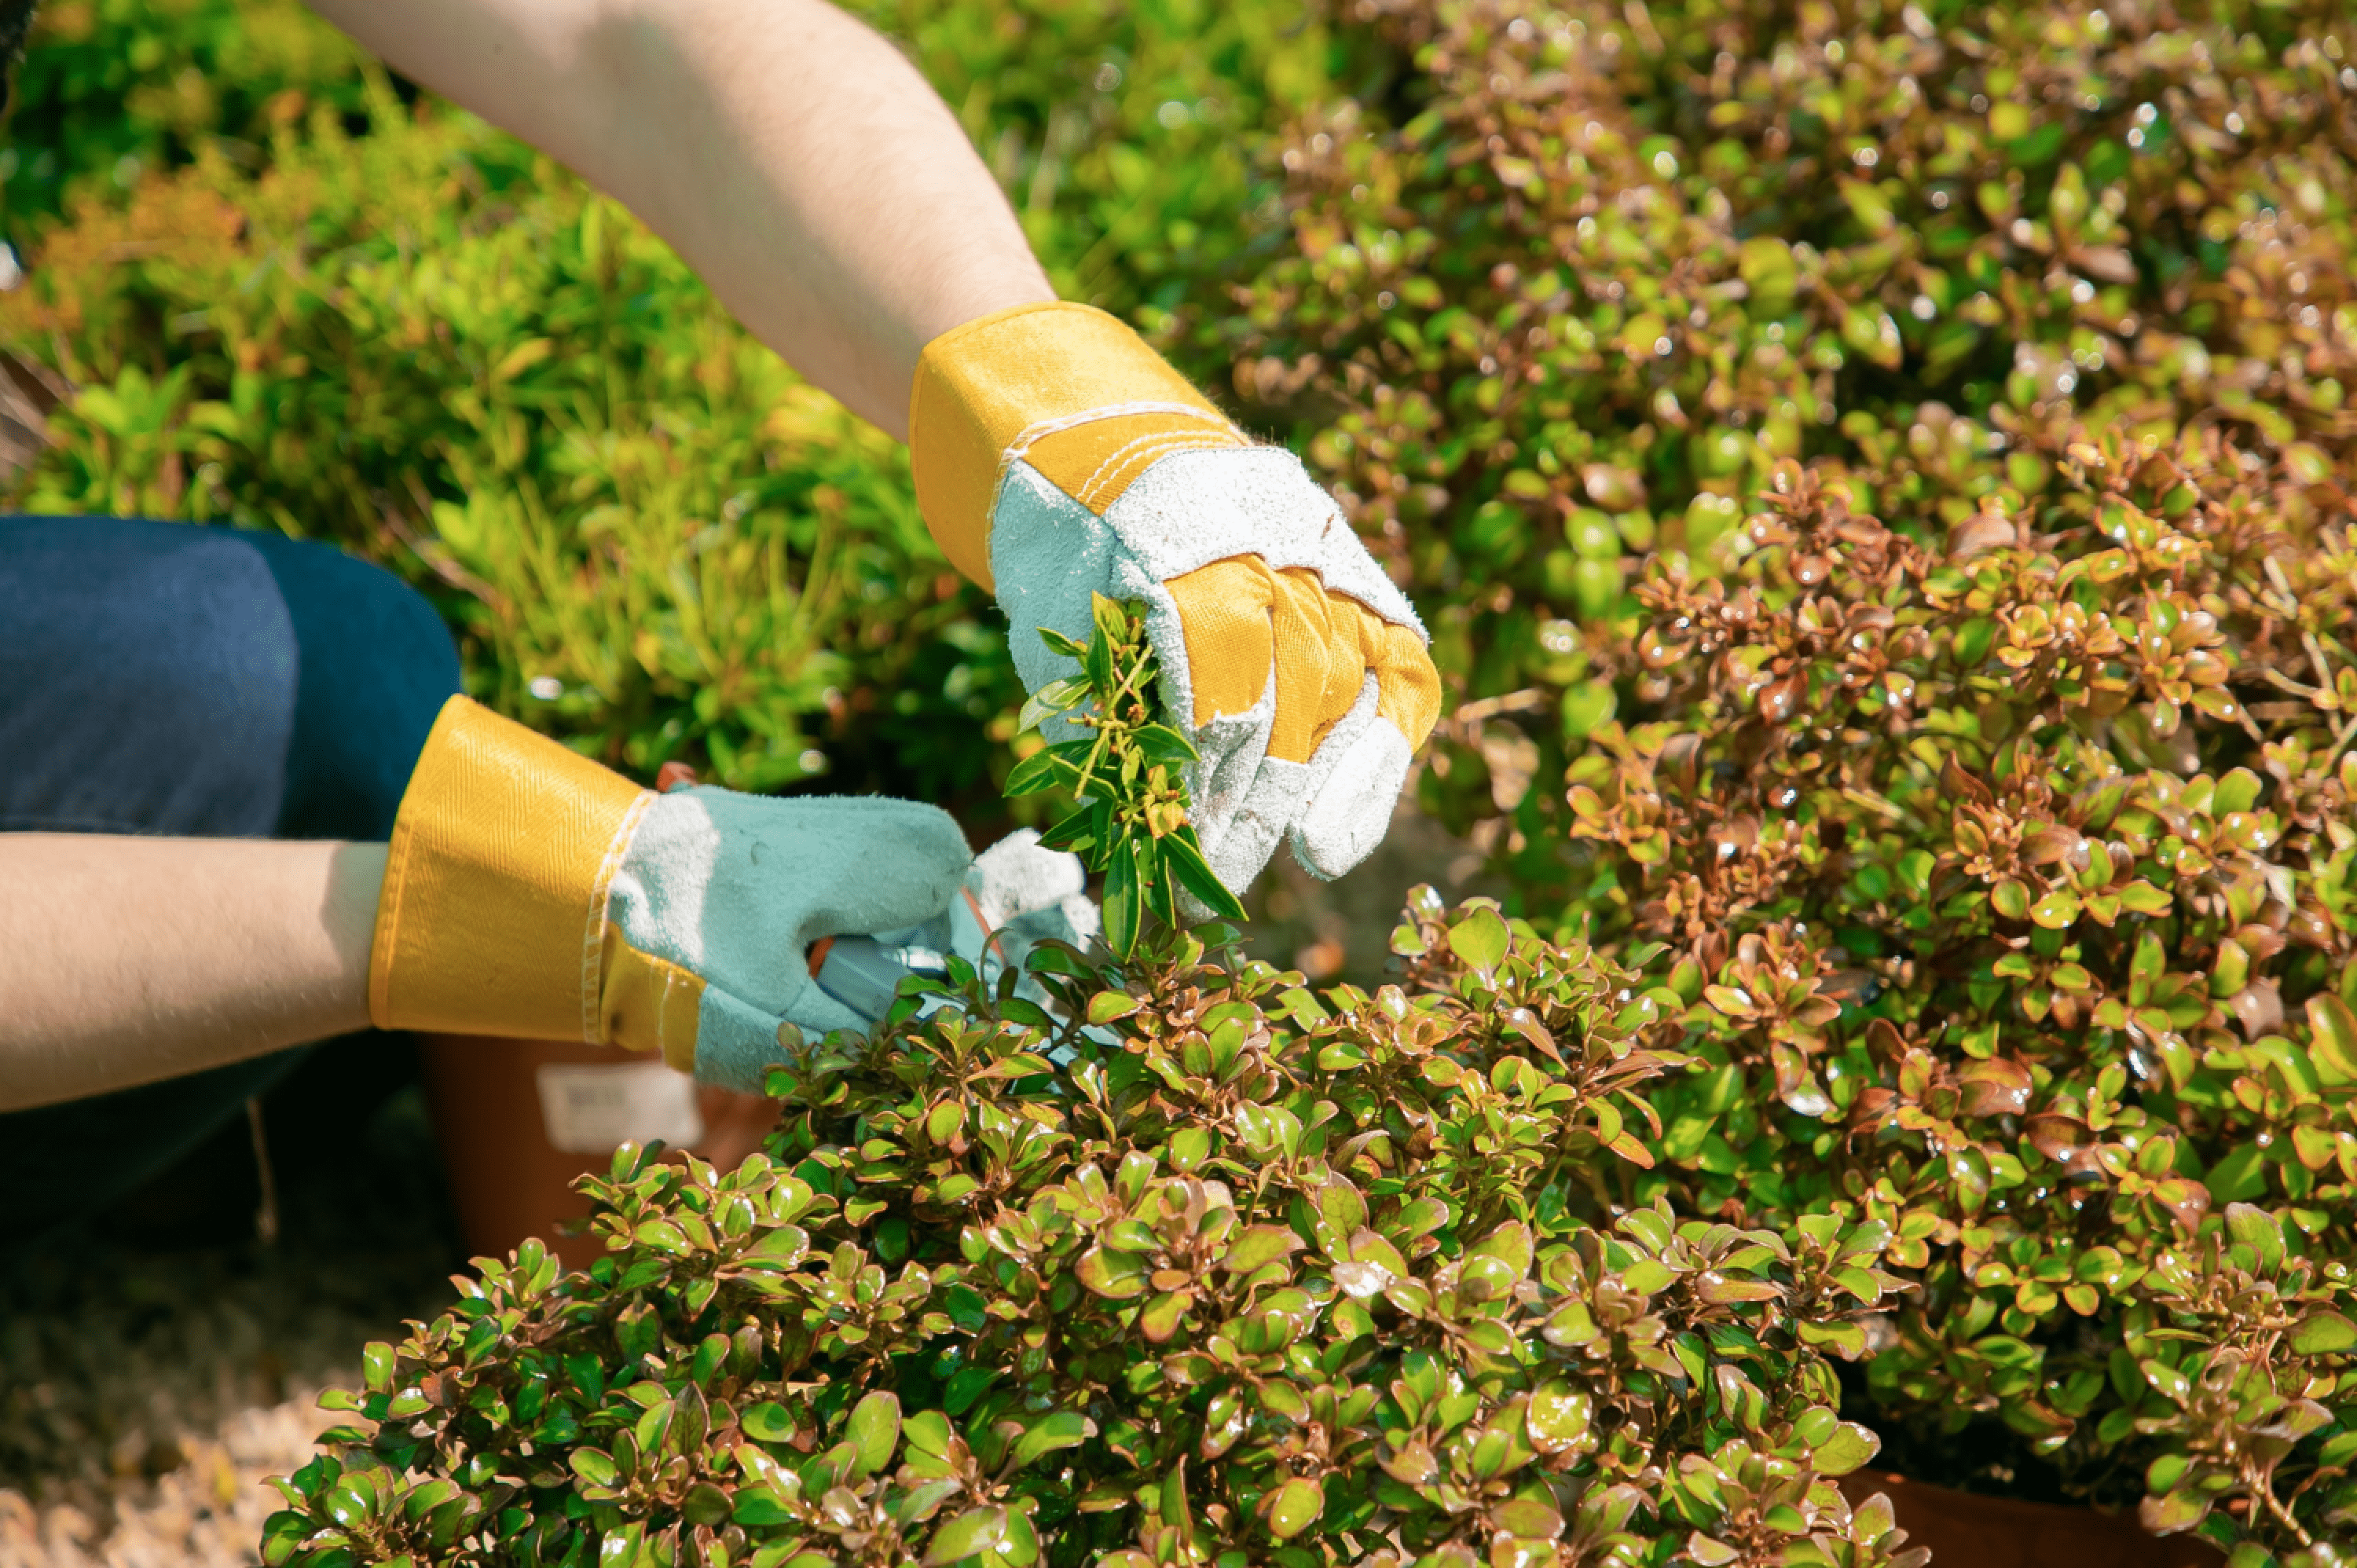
left=1005, top=593, right=1245, bottom=955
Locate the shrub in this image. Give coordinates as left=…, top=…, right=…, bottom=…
left=16, top=0, right=2357, bottom=1554
left=1219, top=0, right=2357, bottom=907
left=1215, top=0, right=2357, bottom=1552
left=0, top=0, right=368, bottom=233
left=262, top=901, right=1935, bottom=1568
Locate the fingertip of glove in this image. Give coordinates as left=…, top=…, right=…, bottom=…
left=1292, top=718, right=1413, bottom=880
left=896, top=798, right=979, bottom=867
left=1373, top=623, right=1444, bottom=749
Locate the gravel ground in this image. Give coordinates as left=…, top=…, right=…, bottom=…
left=0, top=1049, right=461, bottom=1568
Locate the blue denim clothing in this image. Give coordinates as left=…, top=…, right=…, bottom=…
left=0, top=515, right=460, bottom=1226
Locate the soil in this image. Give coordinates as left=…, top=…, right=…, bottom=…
left=0, top=1042, right=463, bottom=1567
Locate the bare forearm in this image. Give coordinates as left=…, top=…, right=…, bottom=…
left=308, top=0, right=1054, bottom=436
left=0, top=836, right=383, bottom=1110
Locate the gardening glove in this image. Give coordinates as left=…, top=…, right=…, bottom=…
left=909, top=301, right=1442, bottom=894
left=368, top=695, right=972, bottom=1091
left=959, top=826, right=1102, bottom=973
left=812, top=827, right=1102, bottom=1024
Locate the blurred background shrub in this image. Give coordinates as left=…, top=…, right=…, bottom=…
left=0, top=0, right=1365, bottom=809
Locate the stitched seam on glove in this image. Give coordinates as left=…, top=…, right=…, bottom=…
left=1072, top=430, right=1246, bottom=510
left=368, top=784, right=421, bottom=1031
left=1003, top=400, right=1237, bottom=462
left=582, top=788, right=654, bottom=1046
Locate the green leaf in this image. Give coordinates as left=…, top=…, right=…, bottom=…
left=1468, top=1220, right=1534, bottom=1278
left=1264, top=1476, right=1324, bottom=1539
left=1618, top=1258, right=1675, bottom=1295
left=1017, top=676, right=1091, bottom=735
left=903, top=1410, right=954, bottom=1460
left=924, top=1505, right=1009, bottom=1566
left=1133, top=722, right=1200, bottom=765
left=943, top=1366, right=1000, bottom=1416
left=2029, top=888, right=2080, bottom=929
left=2223, top=1203, right=2285, bottom=1274
left=845, top=1391, right=900, bottom=1480
left=1003, top=742, right=1085, bottom=797
left=1076, top=1246, right=1148, bottom=1299
left=1527, top=1383, right=1593, bottom=1452
left=1012, top=1410, right=1096, bottom=1471
left=258, top=1511, right=310, bottom=1567
left=1223, top=1225, right=1303, bottom=1273
left=2309, top=994, right=2357, bottom=1086
left=1087, top=990, right=1143, bottom=1024
left=1102, top=836, right=1143, bottom=957
left=1091, top=591, right=1134, bottom=649
left=2140, top=1486, right=2210, bottom=1534
left=2141, top=1358, right=2191, bottom=1405
left=1811, top=1422, right=1879, bottom=1476
left=570, top=1448, right=618, bottom=1488
left=2205, top=1143, right=2267, bottom=1203
left=2290, top=1310, right=2357, bottom=1356
left=742, top=1402, right=797, bottom=1444
left=1447, top=906, right=1511, bottom=972
left=732, top=1486, right=797, bottom=1527
left=1685, top=1533, right=1739, bottom=1566
left=1164, top=826, right=1246, bottom=919
left=1139, top=1289, right=1190, bottom=1341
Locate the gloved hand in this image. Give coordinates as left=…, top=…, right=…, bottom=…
left=809, top=827, right=1102, bottom=1024
left=909, top=302, right=1442, bottom=894
left=962, top=825, right=1102, bottom=969
left=368, top=696, right=973, bottom=1090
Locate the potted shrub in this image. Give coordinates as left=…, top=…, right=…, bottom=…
left=1203, top=0, right=2357, bottom=1551
left=264, top=896, right=1940, bottom=1568
left=260, top=538, right=2356, bottom=1566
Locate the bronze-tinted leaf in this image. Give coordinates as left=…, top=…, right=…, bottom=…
left=1956, top=1059, right=2033, bottom=1117
left=2022, top=1113, right=2093, bottom=1164
left=1941, top=753, right=1995, bottom=806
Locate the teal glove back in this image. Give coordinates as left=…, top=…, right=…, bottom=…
left=605, top=789, right=973, bottom=1090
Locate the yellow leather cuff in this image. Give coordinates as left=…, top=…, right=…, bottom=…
left=907, top=301, right=1233, bottom=592
left=369, top=695, right=653, bottom=1042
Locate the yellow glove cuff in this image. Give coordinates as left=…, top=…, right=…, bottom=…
left=369, top=695, right=653, bottom=1041
left=908, top=301, right=1234, bottom=592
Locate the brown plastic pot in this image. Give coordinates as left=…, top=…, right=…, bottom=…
left=1837, top=1469, right=2226, bottom=1566
left=419, top=1034, right=780, bottom=1269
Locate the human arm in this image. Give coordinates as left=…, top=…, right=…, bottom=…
left=301, top=0, right=1053, bottom=438
left=305, top=0, right=1442, bottom=895
left=0, top=836, right=383, bottom=1110
left=0, top=698, right=985, bottom=1104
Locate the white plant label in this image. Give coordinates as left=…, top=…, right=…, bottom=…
left=535, top=1061, right=705, bottom=1155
